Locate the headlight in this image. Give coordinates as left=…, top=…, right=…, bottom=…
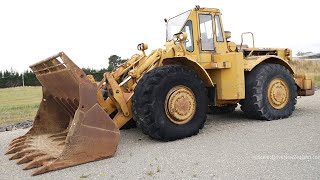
left=173, top=35, right=179, bottom=42
left=179, top=33, right=184, bottom=40
left=137, top=43, right=148, bottom=51
left=172, top=32, right=188, bottom=42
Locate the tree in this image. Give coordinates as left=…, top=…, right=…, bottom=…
left=107, top=55, right=126, bottom=71
left=81, top=67, right=107, bottom=81
left=23, top=70, right=40, bottom=86
left=0, top=69, right=22, bottom=88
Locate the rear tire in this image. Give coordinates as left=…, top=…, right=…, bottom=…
left=132, top=65, right=207, bottom=141
left=240, top=63, right=297, bottom=120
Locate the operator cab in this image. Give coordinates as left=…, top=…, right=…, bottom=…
left=166, top=6, right=236, bottom=56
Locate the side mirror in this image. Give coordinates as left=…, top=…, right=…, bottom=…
left=225, top=31, right=231, bottom=40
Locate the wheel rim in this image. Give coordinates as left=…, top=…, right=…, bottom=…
left=165, top=85, right=196, bottom=124
left=267, top=78, right=289, bottom=109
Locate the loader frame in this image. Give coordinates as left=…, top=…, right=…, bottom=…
left=97, top=6, right=314, bottom=128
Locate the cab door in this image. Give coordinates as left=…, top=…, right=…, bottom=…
left=197, top=13, right=229, bottom=64
left=212, top=14, right=228, bottom=54
left=197, top=13, right=215, bottom=64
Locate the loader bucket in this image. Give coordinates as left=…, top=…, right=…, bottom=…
left=5, top=52, right=120, bottom=175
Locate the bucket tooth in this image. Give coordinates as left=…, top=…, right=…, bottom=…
left=49, top=132, right=68, bottom=138
left=32, top=163, right=55, bottom=176
left=9, top=140, right=31, bottom=149
left=17, top=152, right=46, bottom=164
left=23, top=156, right=55, bottom=170
left=10, top=136, right=28, bottom=146
left=52, top=136, right=66, bottom=142
left=9, top=149, right=35, bottom=160
left=11, top=135, right=27, bottom=142
left=6, top=144, right=31, bottom=155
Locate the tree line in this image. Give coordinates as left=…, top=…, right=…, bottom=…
left=0, top=55, right=125, bottom=88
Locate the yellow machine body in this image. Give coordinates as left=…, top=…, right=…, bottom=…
left=96, top=7, right=314, bottom=127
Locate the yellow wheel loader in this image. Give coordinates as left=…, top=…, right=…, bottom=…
left=6, top=6, right=315, bottom=175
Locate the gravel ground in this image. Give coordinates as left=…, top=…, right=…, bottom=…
left=0, top=91, right=319, bottom=180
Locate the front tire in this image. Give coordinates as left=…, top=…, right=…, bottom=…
left=240, top=63, right=297, bottom=120
left=132, top=65, right=207, bottom=141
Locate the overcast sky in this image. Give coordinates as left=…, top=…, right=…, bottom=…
left=0, top=0, right=319, bottom=72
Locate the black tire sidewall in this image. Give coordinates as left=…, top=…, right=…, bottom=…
left=262, top=68, right=296, bottom=118
left=151, top=70, right=207, bottom=138
left=133, top=65, right=208, bottom=140
left=240, top=63, right=297, bottom=120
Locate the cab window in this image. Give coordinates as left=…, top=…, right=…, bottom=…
left=214, top=15, right=224, bottom=42
left=199, top=14, right=214, bottom=51
left=181, top=20, right=194, bottom=52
